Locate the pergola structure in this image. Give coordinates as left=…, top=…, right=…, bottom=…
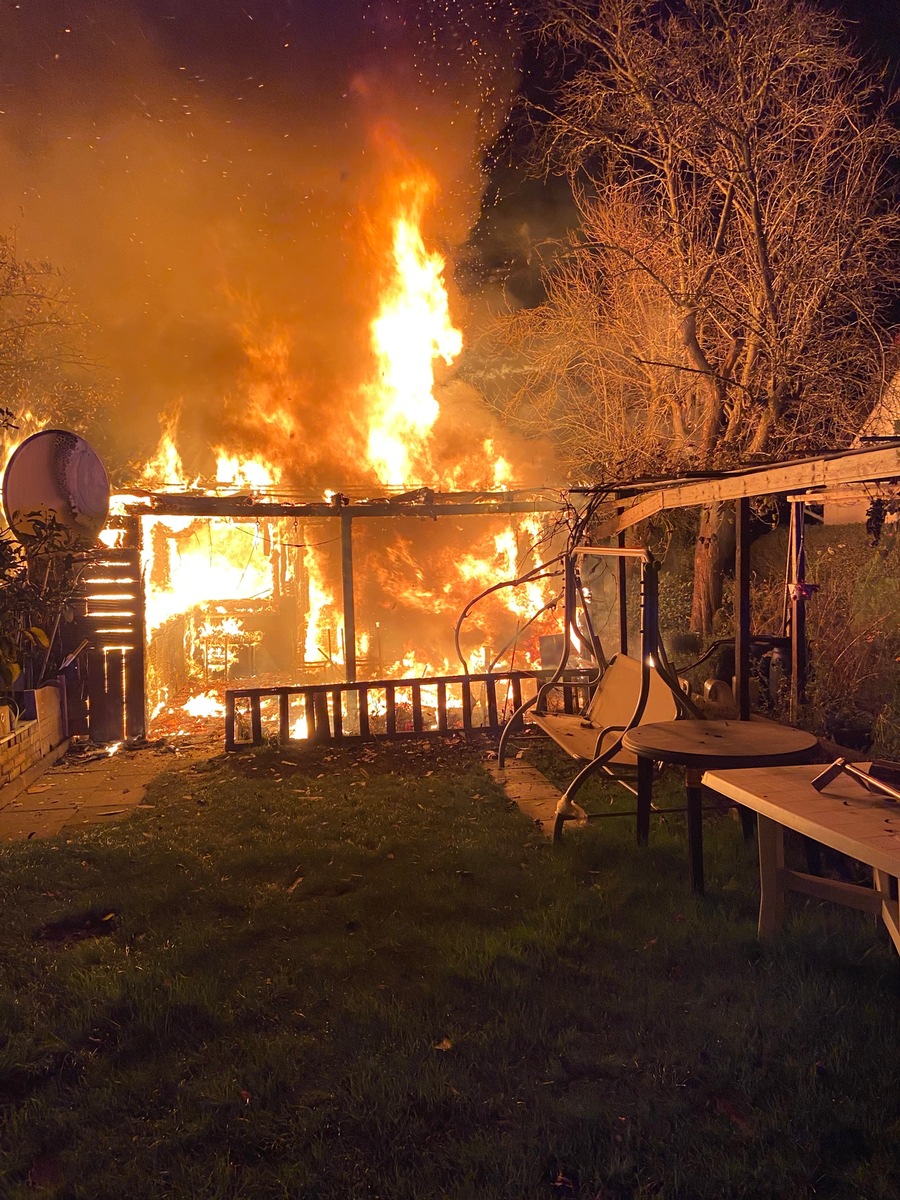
left=66, top=444, right=899, bottom=745
left=581, top=442, right=900, bottom=721
left=69, top=487, right=565, bottom=742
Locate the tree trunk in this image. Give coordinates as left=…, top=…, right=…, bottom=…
left=690, top=502, right=734, bottom=636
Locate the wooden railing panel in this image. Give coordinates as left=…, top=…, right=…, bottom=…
left=224, top=669, right=594, bottom=749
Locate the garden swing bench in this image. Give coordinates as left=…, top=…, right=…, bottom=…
left=497, top=544, right=703, bottom=844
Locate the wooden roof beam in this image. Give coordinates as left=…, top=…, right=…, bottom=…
left=591, top=446, right=900, bottom=538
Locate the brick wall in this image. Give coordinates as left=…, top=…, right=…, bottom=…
left=0, top=684, right=67, bottom=789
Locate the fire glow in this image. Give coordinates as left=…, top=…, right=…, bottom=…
left=365, top=176, right=463, bottom=486
left=103, top=164, right=562, bottom=734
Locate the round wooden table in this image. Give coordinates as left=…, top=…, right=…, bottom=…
left=621, top=718, right=820, bottom=894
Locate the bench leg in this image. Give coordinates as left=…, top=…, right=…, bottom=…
left=757, top=814, right=785, bottom=940
left=686, top=768, right=704, bottom=896
left=636, top=755, right=653, bottom=847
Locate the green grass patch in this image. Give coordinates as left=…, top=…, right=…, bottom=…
left=0, top=735, right=897, bottom=1199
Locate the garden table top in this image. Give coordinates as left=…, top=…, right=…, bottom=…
left=622, top=717, right=820, bottom=770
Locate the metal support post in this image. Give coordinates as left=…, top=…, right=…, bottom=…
left=735, top=497, right=751, bottom=720
left=789, top=501, right=807, bottom=723
left=617, top=525, right=628, bottom=655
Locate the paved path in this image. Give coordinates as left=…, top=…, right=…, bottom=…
left=0, top=738, right=218, bottom=842
left=487, top=756, right=562, bottom=836
left=0, top=736, right=565, bottom=842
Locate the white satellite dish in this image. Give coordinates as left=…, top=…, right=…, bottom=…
left=2, top=428, right=110, bottom=550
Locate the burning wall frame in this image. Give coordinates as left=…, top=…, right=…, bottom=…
left=67, top=488, right=565, bottom=743
left=66, top=445, right=900, bottom=745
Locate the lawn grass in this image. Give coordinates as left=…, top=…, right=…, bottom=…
left=0, top=735, right=898, bottom=1199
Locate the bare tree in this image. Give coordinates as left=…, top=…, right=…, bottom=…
left=0, top=235, right=102, bottom=440
left=0, top=236, right=107, bottom=685
left=487, top=0, right=900, bottom=632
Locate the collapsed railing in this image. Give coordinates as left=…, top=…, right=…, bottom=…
left=225, top=668, right=596, bottom=749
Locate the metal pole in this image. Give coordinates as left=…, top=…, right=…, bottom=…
left=789, top=501, right=807, bottom=723
left=735, top=497, right=751, bottom=720
left=340, top=505, right=356, bottom=684
left=617, top=525, right=628, bottom=655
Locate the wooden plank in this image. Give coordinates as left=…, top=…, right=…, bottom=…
left=757, top=815, right=785, bottom=939
left=308, top=691, right=331, bottom=742
left=593, top=446, right=900, bottom=538
left=462, top=680, right=473, bottom=731
left=874, top=870, right=900, bottom=956
left=250, top=695, right=263, bottom=745
left=225, top=692, right=236, bottom=751
left=127, top=495, right=564, bottom=520
left=412, top=685, right=424, bottom=733
left=278, top=692, right=290, bottom=745
left=485, top=678, right=498, bottom=729
left=779, top=868, right=884, bottom=915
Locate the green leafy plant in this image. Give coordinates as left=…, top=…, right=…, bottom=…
left=0, top=510, right=85, bottom=688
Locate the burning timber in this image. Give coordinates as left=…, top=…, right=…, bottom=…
left=71, top=487, right=565, bottom=746
left=117, top=487, right=562, bottom=520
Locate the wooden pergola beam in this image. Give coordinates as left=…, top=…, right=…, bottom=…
left=591, top=446, right=900, bottom=538
left=121, top=493, right=564, bottom=520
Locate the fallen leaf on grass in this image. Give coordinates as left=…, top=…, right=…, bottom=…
left=713, top=1095, right=755, bottom=1135
left=433, top=1037, right=453, bottom=1052
left=551, top=1171, right=577, bottom=1195
left=287, top=875, right=304, bottom=893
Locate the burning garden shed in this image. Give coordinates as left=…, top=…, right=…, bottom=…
left=69, top=484, right=567, bottom=743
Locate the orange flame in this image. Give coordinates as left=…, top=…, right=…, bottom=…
left=104, top=152, right=561, bottom=735
left=364, top=172, right=462, bottom=487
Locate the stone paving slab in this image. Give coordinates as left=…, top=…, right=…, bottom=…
left=0, top=737, right=219, bottom=842
left=0, top=809, right=79, bottom=841
left=487, top=758, right=562, bottom=836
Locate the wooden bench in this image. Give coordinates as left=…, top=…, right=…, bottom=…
left=704, top=762, right=900, bottom=956
left=529, top=653, right=679, bottom=763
